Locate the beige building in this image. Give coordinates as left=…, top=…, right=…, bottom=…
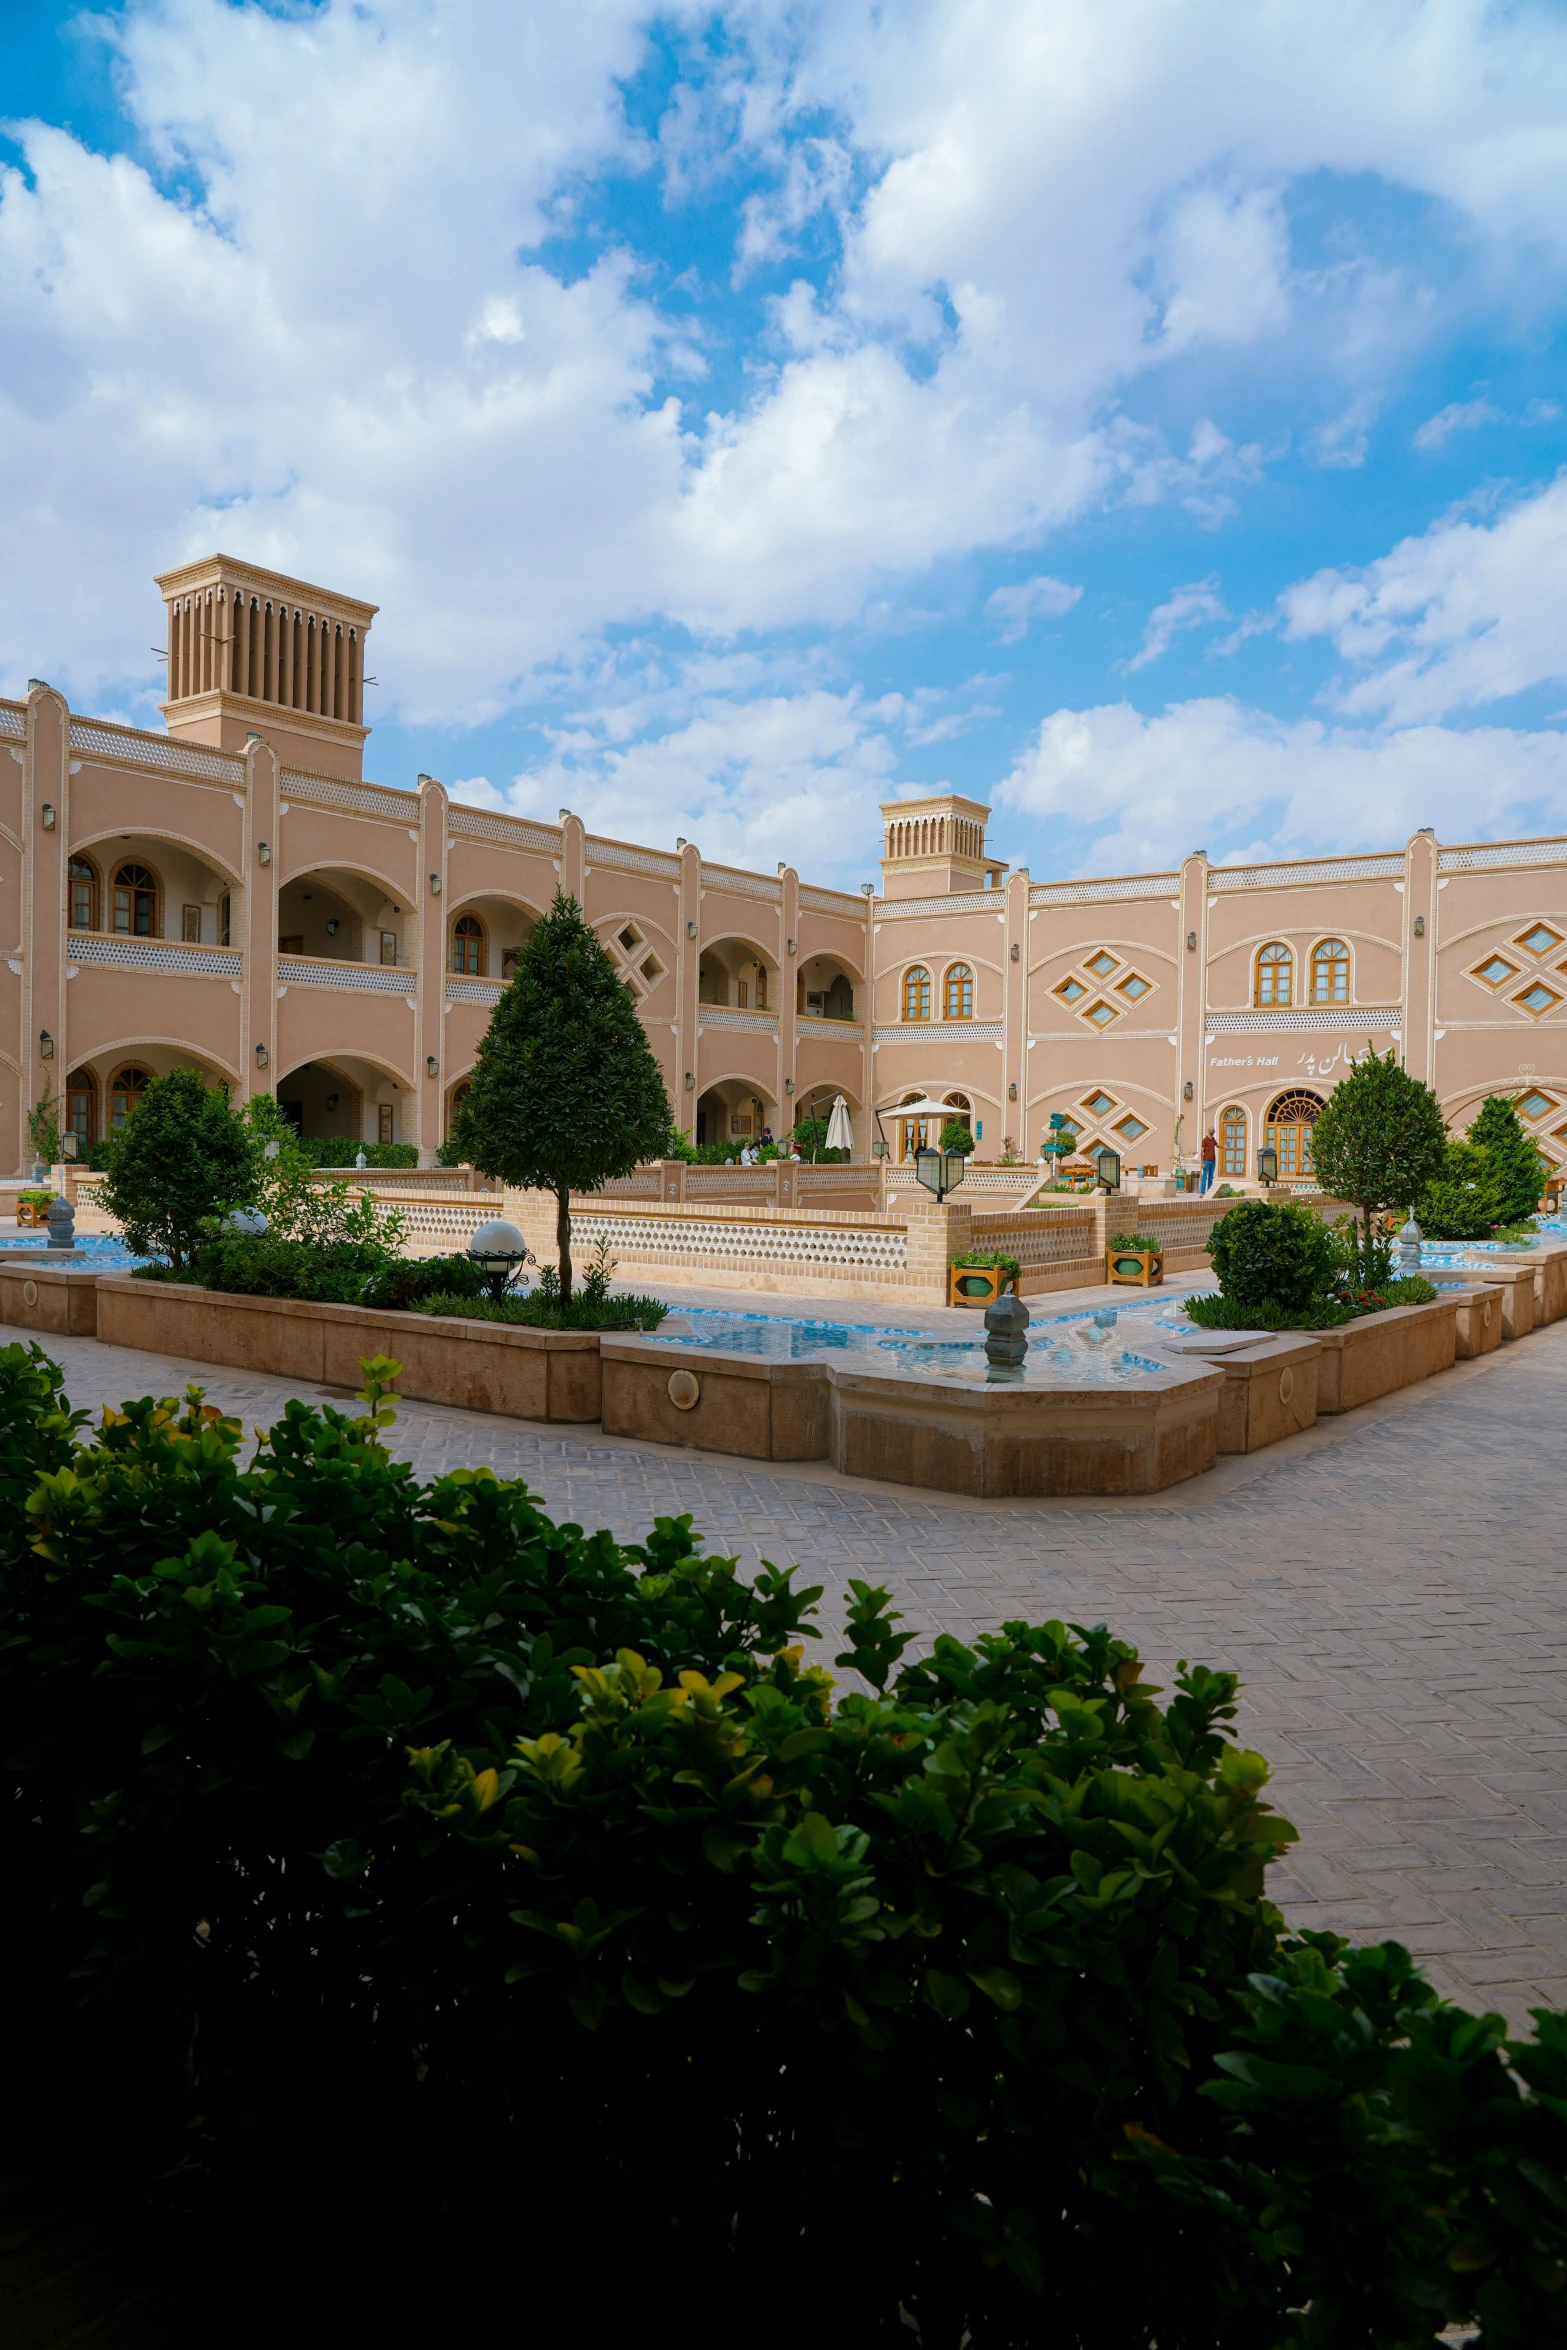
left=4, top=553, right=1566, bottom=1182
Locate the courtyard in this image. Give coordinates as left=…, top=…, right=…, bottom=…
left=32, top=1275, right=1567, bottom=2031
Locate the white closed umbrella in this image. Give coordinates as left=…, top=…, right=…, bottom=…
left=825, top=1094, right=854, bottom=1154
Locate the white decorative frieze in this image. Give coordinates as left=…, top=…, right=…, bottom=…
left=445, top=977, right=504, bottom=1005
left=699, top=1007, right=780, bottom=1033
left=69, top=721, right=245, bottom=783
left=277, top=955, right=415, bottom=992
left=699, top=864, right=783, bottom=902
left=1208, top=855, right=1404, bottom=890
left=1205, top=1006, right=1401, bottom=1033
left=1029, top=875, right=1177, bottom=906
left=587, top=840, right=682, bottom=880
left=70, top=935, right=242, bottom=977
left=447, top=808, right=563, bottom=854
left=877, top=893, right=1004, bottom=917
left=280, top=771, right=417, bottom=821
left=1438, top=840, right=1567, bottom=874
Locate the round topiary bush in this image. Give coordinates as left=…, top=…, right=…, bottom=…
left=1205, top=1197, right=1336, bottom=1312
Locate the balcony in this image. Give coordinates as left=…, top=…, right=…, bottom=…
left=68, top=933, right=242, bottom=978
left=277, top=954, right=416, bottom=993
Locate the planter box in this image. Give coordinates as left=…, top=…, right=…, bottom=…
left=1154, top=1331, right=1320, bottom=1454
left=1424, top=1262, right=1535, bottom=1341
left=1313, top=1295, right=1458, bottom=1415
left=0, top=1257, right=100, bottom=1337
left=948, top=1263, right=1018, bottom=1308
left=1106, top=1246, right=1164, bottom=1288
left=15, top=1200, right=51, bottom=1228
left=1444, top=1282, right=1504, bottom=1359
left=92, top=1277, right=602, bottom=1422
left=601, top=1341, right=829, bottom=1461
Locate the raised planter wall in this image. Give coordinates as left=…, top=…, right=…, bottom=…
left=1425, top=1262, right=1535, bottom=1341
left=0, top=1258, right=100, bottom=1338
left=92, top=1278, right=602, bottom=1422
left=1313, top=1295, right=1458, bottom=1414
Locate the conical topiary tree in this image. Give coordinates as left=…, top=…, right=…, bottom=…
left=1309, top=1043, right=1448, bottom=1267
left=1468, top=1094, right=1547, bottom=1227
left=455, top=891, right=672, bottom=1300
left=99, top=1065, right=252, bottom=1270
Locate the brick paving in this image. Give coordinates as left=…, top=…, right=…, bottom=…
left=22, top=1293, right=1567, bottom=2029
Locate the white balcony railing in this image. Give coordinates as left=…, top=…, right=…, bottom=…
left=277, top=954, right=415, bottom=993
left=69, top=933, right=242, bottom=977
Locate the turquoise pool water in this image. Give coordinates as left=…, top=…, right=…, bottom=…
left=648, top=1305, right=1169, bottom=1384
left=0, top=1234, right=148, bottom=1270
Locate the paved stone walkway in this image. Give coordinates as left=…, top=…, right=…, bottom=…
left=19, top=1301, right=1567, bottom=2028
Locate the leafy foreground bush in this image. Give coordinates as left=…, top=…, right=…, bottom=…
left=1, top=1339, right=1563, bottom=2345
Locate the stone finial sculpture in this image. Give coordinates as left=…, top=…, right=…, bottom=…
left=1395, top=1215, right=1423, bottom=1276
left=45, top=1193, right=75, bottom=1250
left=984, top=1289, right=1030, bottom=1376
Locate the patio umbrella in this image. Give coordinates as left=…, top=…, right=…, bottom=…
left=825, top=1095, right=854, bottom=1154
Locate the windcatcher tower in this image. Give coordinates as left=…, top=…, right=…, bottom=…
left=155, top=555, right=378, bottom=780
left=878, top=791, right=1006, bottom=899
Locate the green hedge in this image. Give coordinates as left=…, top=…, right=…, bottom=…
left=0, top=1339, right=1561, bottom=2340
left=293, top=1135, right=419, bottom=1167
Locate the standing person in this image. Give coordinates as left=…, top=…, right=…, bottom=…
left=1200, top=1126, right=1217, bottom=1194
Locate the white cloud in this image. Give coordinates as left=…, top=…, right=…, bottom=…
left=985, top=573, right=1081, bottom=642
left=1279, top=473, right=1567, bottom=720
left=995, top=696, right=1567, bottom=875
left=1126, top=577, right=1228, bottom=671
left=1414, top=397, right=1503, bottom=449
left=3, top=0, right=1567, bottom=735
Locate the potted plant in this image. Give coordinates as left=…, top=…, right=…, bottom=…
left=1106, top=1229, right=1164, bottom=1287
left=948, top=1249, right=1021, bottom=1307
left=16, top=1186, right=55, bottom=1229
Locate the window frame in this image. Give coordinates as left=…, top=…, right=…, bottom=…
left=1310, top=937, right=1350, bottom=1004
left=108, top=1064, right=153, bottom=1134
left=1254, top=941, right=1293, bottom=1007
left=450, top=911, right=487, bottom=976
left=68, top=854, right=99, bottom=932
left=65, top=1066, right=97, bottom=1151
left=901, top=965, right=932, bottom=1022
left=110, top=860, right=161, bottom=940
left=942, top=962, right=974, bottom=1020
left=1220, top=1104, right=1247, bottom=1178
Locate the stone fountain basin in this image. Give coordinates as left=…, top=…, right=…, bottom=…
left=599, top=1337, right=1222, bottom=1497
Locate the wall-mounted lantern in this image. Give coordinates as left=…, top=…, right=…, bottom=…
left=255, top=1043, right=269, bottom=1070
left=687, top=921, right=698, bottom=940
left=38, top=1030, right=53, bottom=1060
left=257, top=841, right=271, bottom=866
left=1008, top=1082, right=1018, bottom=1101
left=684, top=1071, right=694, bottom=1090
left=1186, top=930, right=1197, bottom=952
left=429, top=873, right=442, bottom=895
left=426, top=1055, right=439, bottom=1078
left=784, top=1077, right=795, bottom=1094
left=1009, top=942, right=1019, bottom=961
left=326, top=918, right=339, bottom=936
left=1183, top=1080, right=1193, bottom=1101
left=40, top=803, right=55, bottom=831
left=1413, top=914, right=1426, bottom=937
left=787, top=937, right=796, bottom=955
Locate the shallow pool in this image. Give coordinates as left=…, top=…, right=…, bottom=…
left=648, top=1304, right=1173, bottom=1384
left=0, top=1234, right=149, bottom=1271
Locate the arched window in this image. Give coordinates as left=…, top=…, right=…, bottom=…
left=109, top=1065, right=152, bottom=1134
left=111, top=863, right=159, bottom=938
left=943, top=963, right=974, bottom=1019
left=1220, top=1104, right=1247, bottom=1178
left=65, top=1067, right=97, bottom=1152
left=68, top=856, right=99, bottom=931
left=450, top=913, right=485, bottom=975
left=447, top=1079, right=472, bottom=1140
left=1265, top=1089, right=1324, bottom=1179
left=902, top=965, right=931, bottom=1021
left=1255, top=942, right=1292, bottom=1007
left=1311, top=938, right=1350, bottom=1003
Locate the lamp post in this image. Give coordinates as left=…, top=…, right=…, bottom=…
left=1257, top=1145, right=1278, bottom=1189
left=1094, top=1145, right=1121, bottom=1193
left=465, top=1216, right=536, bottom=1302
left=912, top=1142, right=969, bottom=1202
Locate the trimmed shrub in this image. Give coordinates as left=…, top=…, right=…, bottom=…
left=98, top=1066, right=253, bottom=1269
left=1205, top=1198, right=1336, bottom=1312
left=1, top=1341, right=1562, bottom=2343
left=410, top=1288, right=667, bottom=1330
left=1416, top=1138, right=1504, bottom=1241
left=1469, top=1095, right=1548, bottom=1226
left=185, top=1232, right=396, bottom=1303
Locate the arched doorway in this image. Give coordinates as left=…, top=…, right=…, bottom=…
left=1265, top=1089, right=1325, bottom=1180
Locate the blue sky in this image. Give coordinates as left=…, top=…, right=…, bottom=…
left=4, top=0, right=1567, bottom=885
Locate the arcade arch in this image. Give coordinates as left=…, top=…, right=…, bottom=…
left=698, top=936, right=778, bottom=1012
left=277, top=868, right=411, bottom=967
left=276, top=1053, right=413, bottom=1148
left=70, top=832, right=239, bottom=946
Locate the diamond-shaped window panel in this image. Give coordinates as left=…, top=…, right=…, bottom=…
left=1082, top=1090, right=1116, bottom=1117
left=1084, top=1000, right=1118, bottom=1028
left=1085, top=951, right=1118, bottom=979
left=1518, top=1090, right=1555, bottom=1120
left=1516, top=924, right=1564, bottom=958
left=640, top=955, right=662, bottom=982
left=618, top=925, right=641, bottom=952
left=1116, top=971, right=1150, bottom=1000
left=1115, top=1114, right=1149, bottom=1142
left=1054, top=977, right=1086, bottom=1004
left=1475, top=955, right=1519, bottom=988
left=1516, top=982, right=1561, bottom=1017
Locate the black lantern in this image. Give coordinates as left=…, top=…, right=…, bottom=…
left=1094, top=1145, right=1121, bottom=1192
left=913, top=1143, right=968, bottom=1201
left=1257, top=1145, right=1279, bottom=1185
